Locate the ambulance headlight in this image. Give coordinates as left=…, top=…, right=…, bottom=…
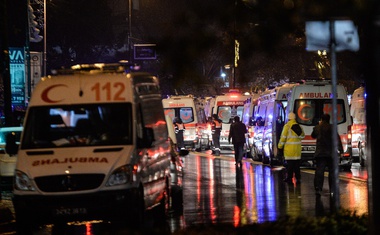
left=106, top=165, right=135, bottom=186
left=14, top=170, right=36, bottom=191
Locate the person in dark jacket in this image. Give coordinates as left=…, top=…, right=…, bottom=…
left=228, top=116, right=247, bottom=167
left=173, top=117, right=186, bottom=151
left=311, top=113, right=343, bottom=197
left=211, top=114, right=223, bottom=156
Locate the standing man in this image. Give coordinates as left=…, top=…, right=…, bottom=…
left=228, top=116, right=247, bottom=167
left=211, top=114, right=222, bottom=156
left=311, top=113, right=343, bottom=196
left=278, top=112, right=305, bottom=184
left=173, top=117, right=186, bottom=151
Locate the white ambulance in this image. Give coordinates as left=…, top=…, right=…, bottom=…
left=212, top=89, right=249, bottom=150
left=251, top=83, right=299, bottom=165
left=9, top=69, right=173, bottom=232
left=350, top=85, right=366, bottom=166
left=286, top=80, right=352, bottom=170
left=162, top=95, right=207, bottom=150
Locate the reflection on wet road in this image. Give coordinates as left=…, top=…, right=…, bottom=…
left=0, top=150, right=369, bottom=234
left=180, top=150, right=368, bottom=228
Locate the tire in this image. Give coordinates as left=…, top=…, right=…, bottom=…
left=340, top=158, right=352, bottom=172
left=249, top=145, right=256, bottom=160
left=342, top=163, right=352, bottom=172
left=128, top=187, right=145, bottom=228
left=359, top=144, right=365, bottom=167
left=157, top=180, right=170, bottom=217
left=262, top=153, right=270, bottom=164
left=15, top=212, right=35, bottom=235
left=171, top=186, right=183, bottom=212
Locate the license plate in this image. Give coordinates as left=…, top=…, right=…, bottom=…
left=55, top=207, right=88, bottom=216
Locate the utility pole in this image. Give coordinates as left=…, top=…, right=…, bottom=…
left=128, top=0, right=133, bottom=67
left=329, top=20, right=340, bottom=211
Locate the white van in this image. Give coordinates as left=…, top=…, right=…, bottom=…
left=350, top=85, right=366, bottom=166
left=10, top=69, right=173, bottom=231
left=0, top=126, right=23, bottom=189
left=162, top=95, right=203, bottom=150
left=212, top=89, right=249, bottom=150
left=251, top=83, right=298, bottom=165
left=286, top=80, right=352, bottom=170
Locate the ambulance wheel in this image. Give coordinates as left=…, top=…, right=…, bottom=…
left=262, top=154, right=270, bottom=164
left=269, top=156, right=275, bottom=168
left=15, top=211, right=36, bottom=234
left=128, top=186, right=145, bottom=228
left=342, top=162, right=352, bottom=172
left=359, top=143, right=366, bottom=167
left=159, top=179, right=170, bottom=215
left=250, top=145, right=261, bottom=161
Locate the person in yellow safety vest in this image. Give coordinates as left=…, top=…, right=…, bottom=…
left=173, top=117, right=186, bottom=151
left=278, top=112, right=305, bottom=184
left=211, top=114, right=222, bottom=156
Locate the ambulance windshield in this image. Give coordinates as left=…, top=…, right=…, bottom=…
left=21, top=103, right=133, bottom=149
left=217, top=105, right=245, bottom=123
left=294, top=99, right=346, bottom=126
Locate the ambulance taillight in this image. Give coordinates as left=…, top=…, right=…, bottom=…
left=347, top=125, right=352, bottom=143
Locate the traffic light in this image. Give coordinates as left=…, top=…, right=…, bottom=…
left=27, top=4, right=43, bottom=43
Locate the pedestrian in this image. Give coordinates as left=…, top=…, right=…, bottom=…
left=173, top=117, right=186, bottom=151
left=211, top=114, right=222, bottom=156
left=278, top=112, right=305, bottom=184
left=228, top=116, right=247, bottom=167
left=311, top=113, right=343, bottom=197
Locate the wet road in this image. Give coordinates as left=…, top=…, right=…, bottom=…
left=0, top=150, right=369, bottom=234
left=180, top=150, right=368, bottom=228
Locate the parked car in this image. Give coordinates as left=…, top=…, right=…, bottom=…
left=0, top=126, right=23, bottom=189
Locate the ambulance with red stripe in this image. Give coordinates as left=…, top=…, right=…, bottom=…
left=212, top=89, right=249, bottom=150
left=286, top=80, right=352, bottom=170
left=10, top=68, right=173, bottom=232
left=162, top=95, right=202, bottom=150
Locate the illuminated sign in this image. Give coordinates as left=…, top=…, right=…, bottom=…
left=134, top=44, right=156, bottom=60
left=217, top=101, right=245, bottom=106
left=9, top=47, right=26, bottom=109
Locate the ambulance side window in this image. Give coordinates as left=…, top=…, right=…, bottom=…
left=136, top=103, right=150, bottom=148
left=265, top=101, right=274, bottom=125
